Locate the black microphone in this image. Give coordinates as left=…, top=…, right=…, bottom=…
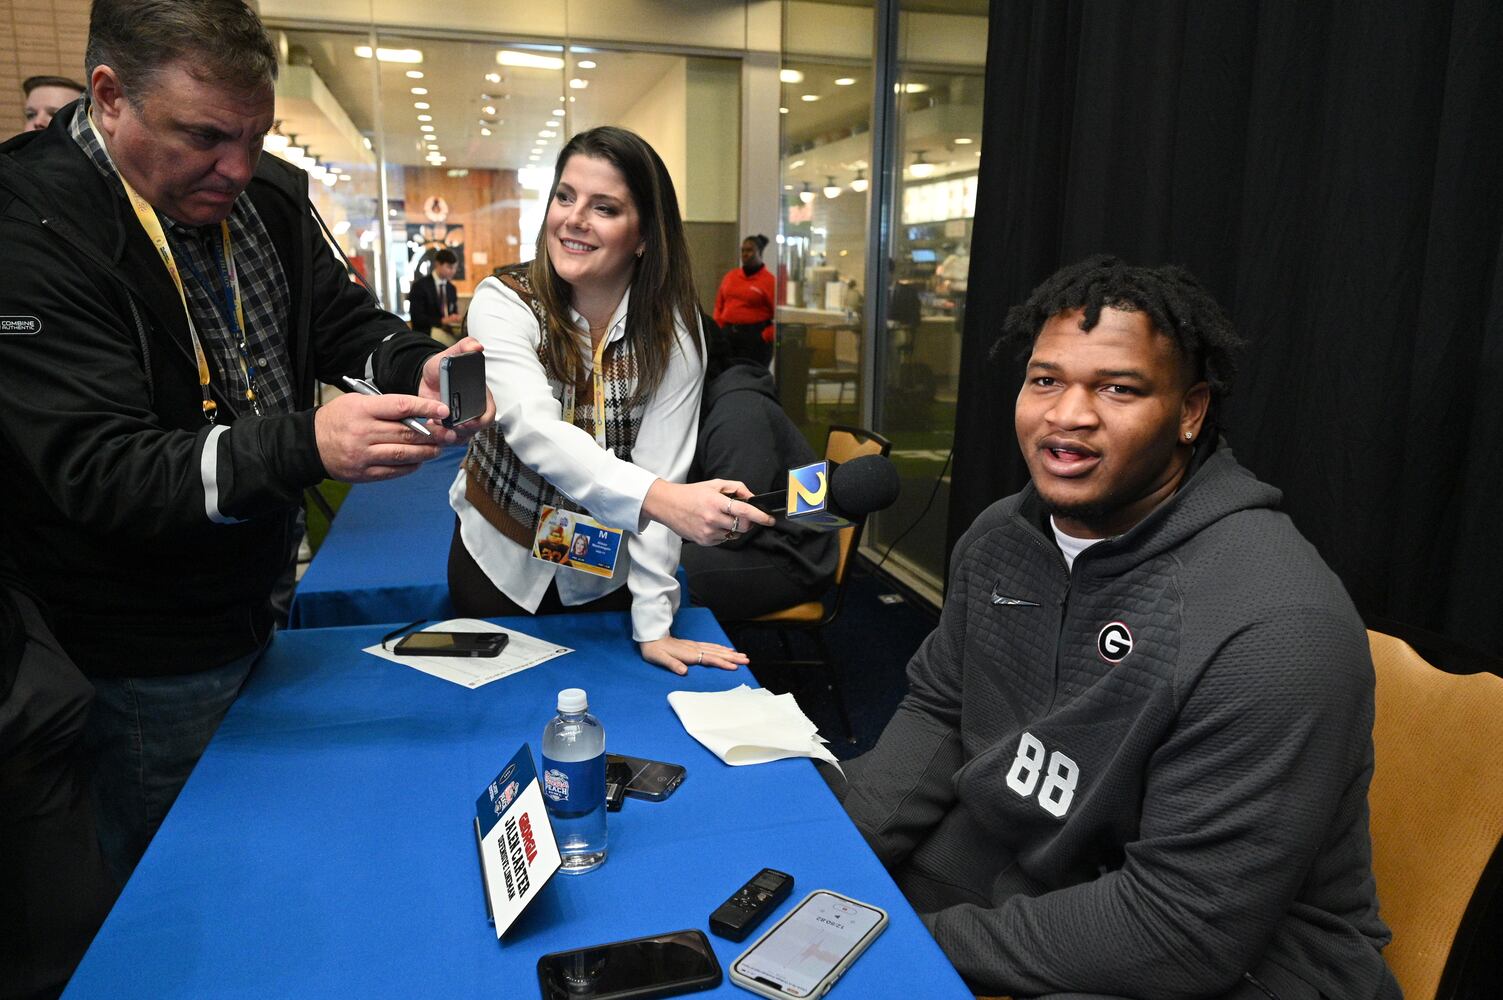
left=747, top=455, right=900, bottom=531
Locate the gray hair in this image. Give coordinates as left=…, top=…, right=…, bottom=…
left=86, top=0, right=278, bottom=100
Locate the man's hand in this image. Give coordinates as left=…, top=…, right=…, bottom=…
left=419, top=337, right=496, bottom=444
left=642, top=479, right=776, bottom=546
left=638, top=636, right=747, bottom=676
left=315, top=391, right=448, bottom=482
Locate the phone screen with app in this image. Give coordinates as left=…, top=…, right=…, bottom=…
left=732, top=891, right=884, bottom=997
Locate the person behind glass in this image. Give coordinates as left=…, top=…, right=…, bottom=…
left=409, top=247, right=461, bottom=335
left=449, top=126, right=775, bottom=675
left=680, top=331, right=837, bottom=620
left=22, top=75, right=84, bottom=132
left=713, top=233, right=775, bottom=366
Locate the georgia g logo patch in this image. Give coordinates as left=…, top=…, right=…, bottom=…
left=1097, top=621, right=1133, bottom=663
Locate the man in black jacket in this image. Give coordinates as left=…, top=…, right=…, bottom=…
left=0, top=553, right=112, bottom=999
left=0, top=0, right=493, bottom=885
left=409, top=247, right=461, bottom=335
left=840, top=257, right=1399, bottom=999
left=680, top=327, right=836, bottom=619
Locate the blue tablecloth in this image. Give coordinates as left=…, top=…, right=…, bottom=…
left=289, top=448, right=463, bottom=629
left=64, top=609, right=969, bottom=998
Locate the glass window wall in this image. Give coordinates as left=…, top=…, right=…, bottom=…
left=868, top=1, right=987, bottom=597
left=776, top=2, right=876, bottom=448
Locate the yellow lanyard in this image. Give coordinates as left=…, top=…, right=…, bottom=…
left=90, top=113, right=251, bottom=424
left=563, top=326, right=614, bottom=450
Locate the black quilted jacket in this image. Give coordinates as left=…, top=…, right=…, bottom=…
left=842, top=441, right=1400, bottom=1000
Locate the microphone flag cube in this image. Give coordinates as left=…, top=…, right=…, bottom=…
left=786, top=460, right=855, bottom=529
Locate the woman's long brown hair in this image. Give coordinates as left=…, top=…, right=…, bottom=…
left=527, top=126, right=701, bottom=403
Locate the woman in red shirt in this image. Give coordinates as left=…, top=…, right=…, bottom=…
left=712, top=234, right=776, bottom=366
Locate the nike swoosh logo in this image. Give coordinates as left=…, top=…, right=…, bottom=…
left=991, top=591, right=1040, bottom=607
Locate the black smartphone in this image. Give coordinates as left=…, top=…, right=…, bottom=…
left=537, top=928, right=721, bottom=1000
left=605, top=759, right=632, bottom=811
left=606, top=753, right=686, bottom=802
left=438, top=351, right=487, bottom=428
left=391, top=630, right=508, bottom=657
left=745, top=491, right=786, bottom=516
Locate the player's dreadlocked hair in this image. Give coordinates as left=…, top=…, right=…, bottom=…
left=996, top=255, right=1243, bottom=426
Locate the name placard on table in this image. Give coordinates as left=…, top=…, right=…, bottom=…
left=474, top=744, right=561, bottom=938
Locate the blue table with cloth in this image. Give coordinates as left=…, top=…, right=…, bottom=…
left=289, top=447, right=463, bottom=629
left=63, top=608, right=969, bottom=998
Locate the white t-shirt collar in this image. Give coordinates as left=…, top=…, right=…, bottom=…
left=1051, top=517, right=1105, bottom=572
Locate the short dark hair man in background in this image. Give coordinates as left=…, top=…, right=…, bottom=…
left=21, top=74, right=85, bottom=131
left=410, top=247, right=461, bottom=336
left=0, top=0, right=493, bottom=886
left=839, top=256, right=1399, bottom=998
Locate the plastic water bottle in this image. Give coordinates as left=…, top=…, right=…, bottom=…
left=541, top=688, right=607, bottom=873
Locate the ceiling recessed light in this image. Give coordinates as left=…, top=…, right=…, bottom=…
left=545, top=120, right=560, bottom=127
left=779, top=69, right=804, bottom=84
left=578, top=59, right=597, bottom=69
left=485, top=72, right=501, bottom=83
left=482, top=105, right=497, bottom=115
left=420, top=124, right=435, bottom=132
left=789, top=159, right=805, bottom=170
left=901, top=82, right=930, bottom=94
left=411, top=87, right=428, bottom=95
left=480, top=127, right=492, bottom=136
left=800, top=94, right=820, bottom=102
left=498, top=50, right=565, bottom=70
left=834, top=77, right=856, bottom=86
left=568, top=78, right=589, bottom=90
left=568, top=96, right=576, bottom=103
left=354, top=46, right=423, bottom=64
left=538, top=130, right=557, bottom=138
left=954, top=137, right=973, bottom=145
left=414, top=102, right=429, bottom=109
left=552, top=108, right=565, bottom=115
left=417, top=114, right=432, bottom=122
left=779, top=107, right=789, bottom=115
left=406, top=70, right=424, bottom=80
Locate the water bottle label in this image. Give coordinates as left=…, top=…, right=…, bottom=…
left=541, top=754, right=604, bottom=818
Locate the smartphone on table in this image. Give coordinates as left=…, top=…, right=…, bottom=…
left=438, top=350, right=487, bottom=428
left=729, top=890, right=887, bottom=999
left=391, top=630, right=508, bottom=657
left=606, top=752, right=686, bottom=801
left=536, top=928, right=721, bottom=1000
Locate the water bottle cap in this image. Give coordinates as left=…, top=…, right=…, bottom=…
left=557, top=688, right=588, bottom=713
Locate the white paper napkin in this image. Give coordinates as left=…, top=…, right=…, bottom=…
left=666, top=684, right=841, bottom=768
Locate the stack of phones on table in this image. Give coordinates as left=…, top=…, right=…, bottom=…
left=606, top=752, right=686, bottom=809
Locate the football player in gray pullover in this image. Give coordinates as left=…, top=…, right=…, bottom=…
left=840, top=257, right=1399, bottom=999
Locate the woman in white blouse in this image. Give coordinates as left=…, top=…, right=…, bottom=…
left=448, top=126, right=772, bottom=674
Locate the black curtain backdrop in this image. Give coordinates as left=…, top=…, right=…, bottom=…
left=950, top=0, right=1502, bottom=652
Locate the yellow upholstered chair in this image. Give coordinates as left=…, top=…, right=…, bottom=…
left=1366, top=629, right=1503, bottom=999
left=734, top=425, right=892, bottom=742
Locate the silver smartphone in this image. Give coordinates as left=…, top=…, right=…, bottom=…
left=728, top=890, right=887, bottom=999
